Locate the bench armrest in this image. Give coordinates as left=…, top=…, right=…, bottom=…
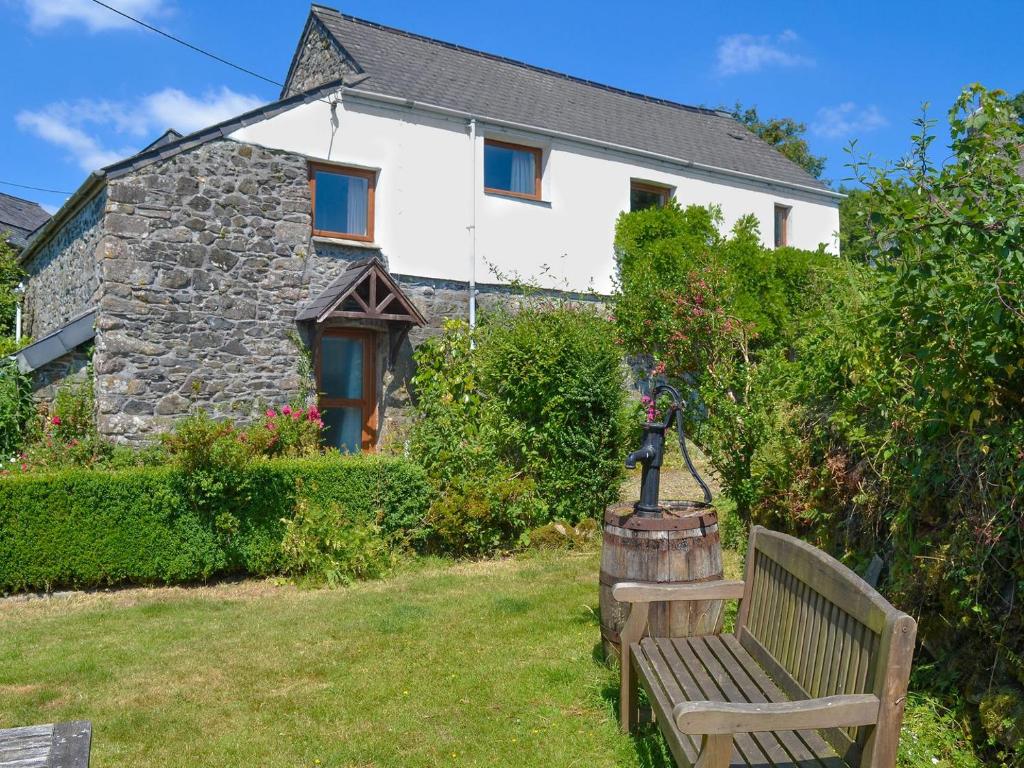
left=673, top=693, right=881, bottom=735
left=612, top=580, right=746, bottom=604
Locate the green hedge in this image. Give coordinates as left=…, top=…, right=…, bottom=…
left=0, top=454, right=432, bottom=593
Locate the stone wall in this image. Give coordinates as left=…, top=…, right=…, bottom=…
left=95, top=140, right=322, bottom=441
left=31, top=346, right=92, bottom=404
left=283, top=16, right=355, bottom=96
left=22, top=190, right=105, bottom=338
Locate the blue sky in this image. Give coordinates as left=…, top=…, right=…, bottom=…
left=3, top=0, right=1022, bottom=213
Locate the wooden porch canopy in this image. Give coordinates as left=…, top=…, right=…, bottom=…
left=296, top=258, right=425, bottom=326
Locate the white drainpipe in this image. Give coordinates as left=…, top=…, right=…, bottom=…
left=14, top=282, right=24, bottom=343
left=468, top=119, right=478, bottom=333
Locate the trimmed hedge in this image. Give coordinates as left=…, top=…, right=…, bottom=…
left=0, top=454, right=432, bottom=593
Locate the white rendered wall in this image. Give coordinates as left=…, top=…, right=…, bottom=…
left=229, top=94, right=840, bottom=294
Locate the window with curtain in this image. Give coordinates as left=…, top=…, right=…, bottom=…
left=318, top=329, right=376, bottom=453
left=310, top=163, right=376, bottom=241
left=484, top=140, right=542, bottom=200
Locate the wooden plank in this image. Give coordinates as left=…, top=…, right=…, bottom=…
left=612, top=580, right=746, bottom=603
left=720, top=634, right=851, bottom=767
left=673, top=694, right=880, bottom=736
left=754, top=530, right=893, bottom=633
left=861, top=613, right=917, bottom=767
left=633, top=642, right=700, bottom=767
left=737, top=627, right=860, bottom=761
left=690, top=636, right=798, bottom=767
left=49, top=722, right=91, bottom=768
left=734, top=526, right=760, bottom=634
left=669, top=638, right=768, bottom=767
left=703, top=634, right=833, bottom=767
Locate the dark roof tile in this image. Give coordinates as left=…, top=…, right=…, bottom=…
left=312, top=6, right=828, bottom=191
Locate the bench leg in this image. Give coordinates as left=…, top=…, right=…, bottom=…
left=695, top=734, right=733, bottom=768
left=618, top=602, right=649, bottom=734
left=621, top=650, right=639, bottom=733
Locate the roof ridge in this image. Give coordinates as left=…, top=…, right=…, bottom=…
left=311, top=4, right=728, bottom=119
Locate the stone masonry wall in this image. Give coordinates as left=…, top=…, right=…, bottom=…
left=282, top=17, right=355, bottom=96
left=22, top=190, right=105, bottom=338
left=95, top=140, right=334, bottom=441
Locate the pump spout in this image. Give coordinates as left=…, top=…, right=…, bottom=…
left=625, top=446, right=655, bottom=469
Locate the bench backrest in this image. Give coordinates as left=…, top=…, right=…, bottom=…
left=735, top=527, right=916, bottom=768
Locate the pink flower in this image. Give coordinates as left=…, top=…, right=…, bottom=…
left=281, top=405, right=292, bottom=416
left=267, top=421, right=277, bottom=431
left=266, top=409, right=277, bottom=419
left=307, top=405, right=321, bottom=421
left=20, top=464, right=27, bottom=472
left=50, top=416, right=62, bottom=426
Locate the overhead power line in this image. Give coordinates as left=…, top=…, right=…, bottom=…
left=0, top=180, right=73, bottom=195
left=87, top=0, right=284, bottom=89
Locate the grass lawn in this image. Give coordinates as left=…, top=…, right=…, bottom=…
left=1, top=551, right=672, bottom=768
left=0, top=451, right=982, bottom=767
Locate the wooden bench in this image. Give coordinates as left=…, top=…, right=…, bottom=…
left=0, top=721, right=91, bottom=767
left=614, top=526, right=916, bottom=768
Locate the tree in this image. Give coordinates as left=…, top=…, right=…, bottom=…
left=0, top=234, right=24, bottom=341
left=730, top=103, right=827, bottom=179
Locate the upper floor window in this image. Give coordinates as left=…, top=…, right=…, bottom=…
left=774, top=204, right=791, bottom=248
left=309, top=163, right=376, bottom=241
left=630, top=180, right=672, bottom=212
left=484, top=139, right=542, bottom=200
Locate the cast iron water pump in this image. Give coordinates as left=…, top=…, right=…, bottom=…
left=625, top=383, right=712, bottom=517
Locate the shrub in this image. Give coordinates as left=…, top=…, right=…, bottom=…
left=0, top=359, right=32, bottom=458
left=424, top=472, right=546, bottom=557
left=281, top=497, right=394, bottom=586
left=409, top=305, right=630, bottom=547
left=0, top=454, right=431, bottom=593
left=478, top=304, right=630, bottom=522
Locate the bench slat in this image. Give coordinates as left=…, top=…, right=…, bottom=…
left=669, top=638, right=772, bottom=767
left=690, top=636, right=805, bottom=767
left=636, top=636, right=850, bottom=768
left=632, top=642, right=701, bottom=766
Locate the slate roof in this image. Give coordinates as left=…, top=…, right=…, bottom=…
left=309, top=5, right=829, bottom=192
left=0, top=192, right=51, bottom=249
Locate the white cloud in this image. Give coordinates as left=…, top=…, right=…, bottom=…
left=812, top=102, right=888, bottom=139
left=715, top=31, right=814, bottom=76
left=16, top=87, right=264, bottom=172
left=21, top=0, right=170, bottom=32
left=142, top=88, right=264, bottom=134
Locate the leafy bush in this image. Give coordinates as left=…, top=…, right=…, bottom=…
left=0, top=359, right=32, bottom=458
left=0, top=454, right=431, bottom=593
left=410, top=305, right=629, bottom=555
left=478, top=304, right=630, bottom=521
left=424, top=472, right=546, bottom=557
left=613, top=200, right=859, bottom=522
left=281, top=497, right=394, bottom=586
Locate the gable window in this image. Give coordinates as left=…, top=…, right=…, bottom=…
left=317, top=328, right=377, bottom=452
left=630, top=180, right=672, bottom=212
left=774, top=204, right=791, bottom=248
left=484, top=139, right=542, bottom=200
left=309, top=163, right=376, bottom=241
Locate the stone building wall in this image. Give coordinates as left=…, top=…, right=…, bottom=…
left=31, top=347, right=92, bottom=404
left=93, top=139, right=338, bottom=442
left=24, top=135, right=602, bottom=445
left=282, top=16, right=355, bottom=96
left=22, top=190, right=105, bottom=338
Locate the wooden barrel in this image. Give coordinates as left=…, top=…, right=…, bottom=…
left=599, top=501, right=724, bottom=660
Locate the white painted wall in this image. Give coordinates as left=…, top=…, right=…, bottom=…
left=230, top=92, right=840, bottom=294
